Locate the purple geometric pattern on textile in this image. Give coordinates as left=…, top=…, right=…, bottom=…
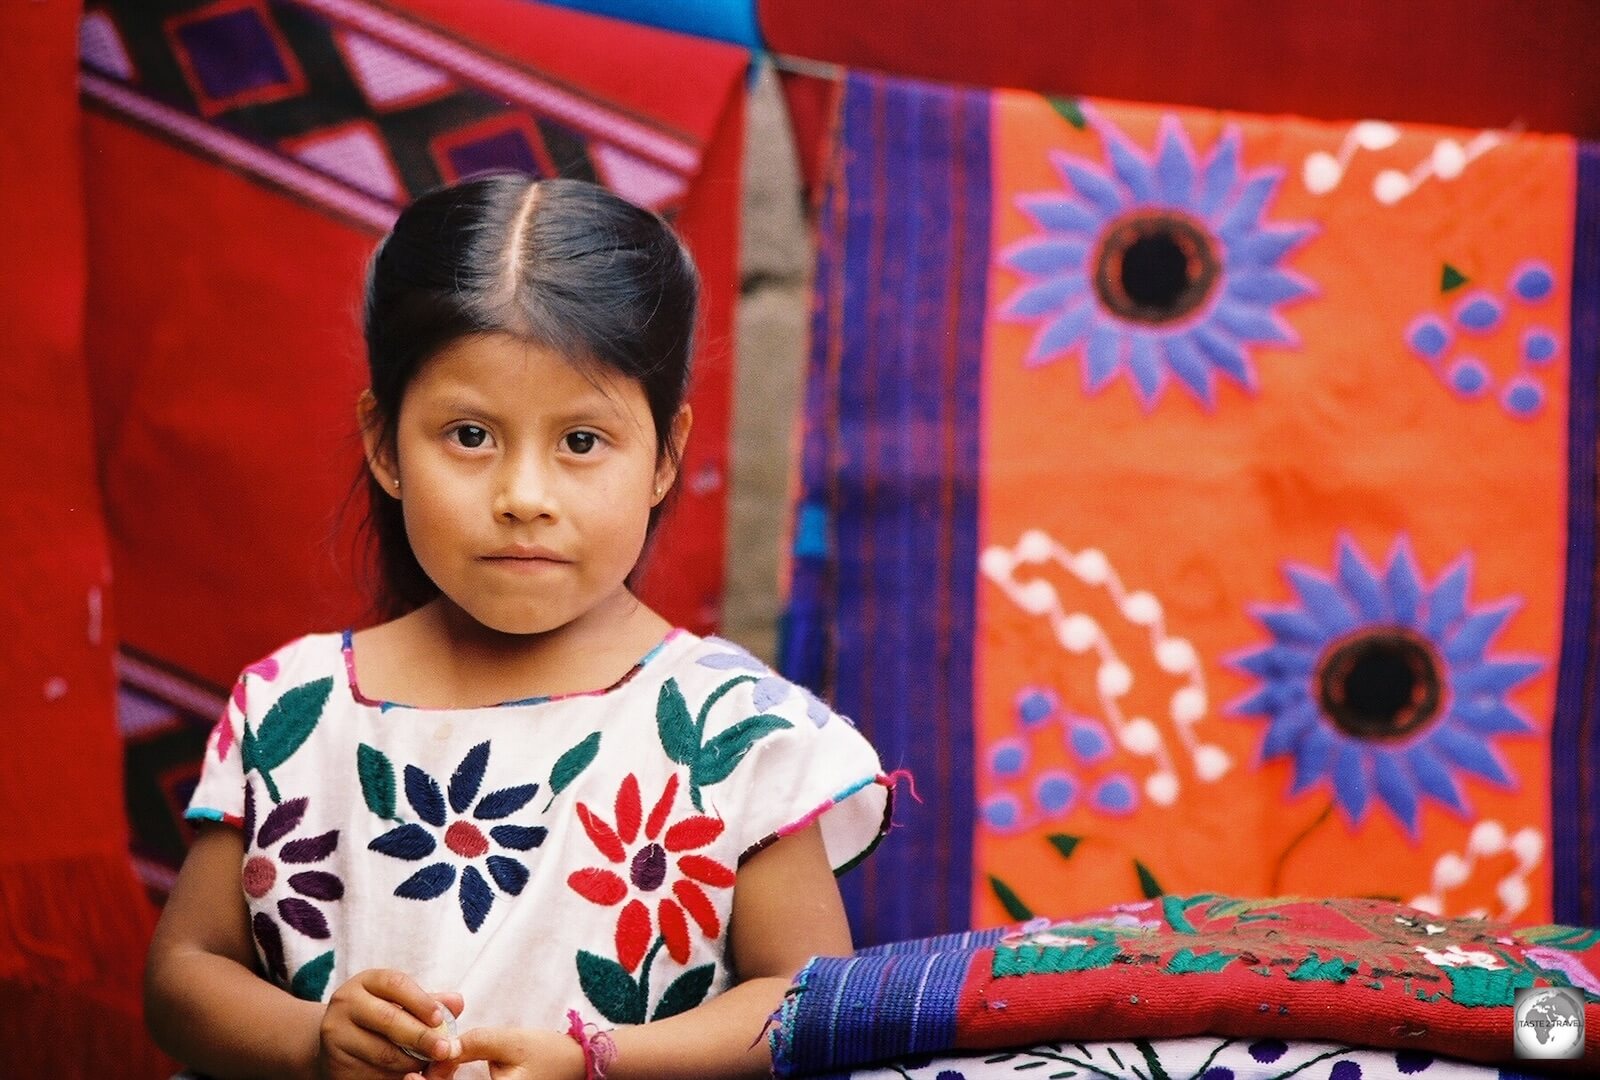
left=172, top=5, right=295, bottom=100
left=446, top=128, right=544, bottom=180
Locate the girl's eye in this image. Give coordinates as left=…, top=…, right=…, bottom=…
left=452, top=425, right=489, bottom=449
left=564, top=431, right=598, bottom=454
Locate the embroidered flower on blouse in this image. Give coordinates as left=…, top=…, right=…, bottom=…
left=567, top=772, right=734, bottom=969
left=698, top=637, right=834, bottom=726
left=365, top=741, right=547, bottom=933
left=241, top=783, right=341, bottom=984
left=213, top=654, right=281, bottom=761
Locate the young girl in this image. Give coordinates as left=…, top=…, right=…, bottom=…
left=145, top=176, right=892, bottom=1080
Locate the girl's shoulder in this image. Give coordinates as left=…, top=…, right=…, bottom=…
left=225, top=630, right=350, bottom=718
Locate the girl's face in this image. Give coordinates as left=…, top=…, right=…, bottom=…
left=363, top=333, right=686, bottom=637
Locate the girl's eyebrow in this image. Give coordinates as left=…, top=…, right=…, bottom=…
left=424, top=388, right=630, bottom=426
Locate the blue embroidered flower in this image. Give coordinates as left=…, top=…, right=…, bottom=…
left=998, top=113, right=1315, bottom=408
left=1229, top=537, right=1541, bottom=834
left=698, top=636, right=833, bottom=726
left=365, top=741, right=546, bottom=932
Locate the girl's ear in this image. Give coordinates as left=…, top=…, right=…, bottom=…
left=653, top=403, right=693, bottom=505
left=357, top=390, right=401, bottom=499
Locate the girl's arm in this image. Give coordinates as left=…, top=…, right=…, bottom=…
left=147, top=824, right=461, bottom=1079
left=453, top=821, right=851, bottom=1079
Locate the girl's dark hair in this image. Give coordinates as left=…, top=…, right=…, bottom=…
left=359, top=174, right=700, bottom=619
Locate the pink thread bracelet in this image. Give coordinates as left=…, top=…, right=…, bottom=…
left=564, top=1008, right=618, bottom=1080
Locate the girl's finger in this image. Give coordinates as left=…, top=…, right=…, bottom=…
left=358, top=968, right=449, bottom=1027
left=453, top=1026, right=520, bottom=1064
left=330, top=1022, right=434, bottom=1073
left=428, top=991, right=466, bottom=1019
left=349, top=989, right=459, bottom=1061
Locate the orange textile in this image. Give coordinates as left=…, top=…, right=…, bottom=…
left=975, top=95, right=1576, bottom=927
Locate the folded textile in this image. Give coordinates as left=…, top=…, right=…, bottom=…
left=769, top=894, right=1599, bottom=1076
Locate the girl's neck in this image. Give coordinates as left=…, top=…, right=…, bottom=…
left=361, top=589, right=674, bottom=708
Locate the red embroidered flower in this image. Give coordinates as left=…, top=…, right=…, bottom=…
left=567, top=773, right=735, bottom=970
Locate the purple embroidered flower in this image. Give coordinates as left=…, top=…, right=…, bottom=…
left=1230, top=536, right=1542, bottom=834
left=998, top=112, right=1316, bottom=407
left=699, top=637, right=835, bottom=726
left=241, top=783, right=341, bottom=985
left=364, top=741, right=545, bottom=932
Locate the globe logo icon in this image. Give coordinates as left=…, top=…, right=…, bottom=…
left=1512, top=986, right=1585, bottom=1060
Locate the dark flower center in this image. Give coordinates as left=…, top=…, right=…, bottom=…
left=1094, top=212, right=1219, bottom=324
left=242, top=855, right=277, bottom=899
left=630, top=843, right=667, bottom=892
left=445, top=820, right=489, bottom=859
left=1318, top=629, right=1442, bottom=740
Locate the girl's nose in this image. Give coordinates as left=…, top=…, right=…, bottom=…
left=493, top=455, right=557, bottom=522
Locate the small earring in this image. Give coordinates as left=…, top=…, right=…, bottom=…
left=654, top=485, right=662, bottom=498
left=392, top=478, right=401, bottom=491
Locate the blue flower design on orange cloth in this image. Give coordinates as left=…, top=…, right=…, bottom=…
left=1229, top=537, right=1542, bottom=835
left=999, top=113, right=1316, bottom=407
left=364, top=741, right=546, bottom=932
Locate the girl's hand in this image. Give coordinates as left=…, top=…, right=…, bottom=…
left=433, top=1025, right=585, bottom=1080
left=315, top=968, right=464, bottom=1079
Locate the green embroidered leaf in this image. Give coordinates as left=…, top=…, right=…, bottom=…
left=989, top=874, right=1034, bottom=921
left=1166, top=947, right=1237, bottom=975
left=290, top=950, right=336, bottom=1002
left=240, top=721, right=258, bottom=772
left=1133, top=1039, right=1173, bottom=1080
left=657, top=680, right=697, bottom=765
left=357, top=743, right=397, bottom=821
left=576, top=950, right=645, bottom=1025
left=550, top=732, right=602, bottom=797
left=1047, top=96, right=1088, bottom=130
left=1520, top=925, right=1600, bottom=951
left=693, top=715, right=793, bottom=789
left=1047, top=833, right=1081, bottom=860
left=252, top=677, right=332, bottom=773
left=1134, top=860, right=1164, bottom=899
left=1161, top=894, right=1199, bottom=934
left=651, top=963, right=715, bottom=1021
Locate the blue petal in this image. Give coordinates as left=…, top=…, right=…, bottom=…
left=1003, top=237, right=1089, bottom=276
left=697, top=651, right=765, bottom=671
left=1331, top=741, right=1370, bottom=822
left=1003, top=274, right=1088, bottom=319
left=1212, top=301, right=1295, bottom=345
left=459, top=865, right=494, bottom=932
left=1227, top=225, right=1314, bottom=270
left=474, top=783, right=539, bottom=820
left=1127, top=333, right=1167, bottom=403
left=1199, top=128, right=1242, bottom=217
left=1084, top=323, right=1124, bottom=392
left=1405, top=744, right=1470, bottom=815
left=1384, top=542, right=1424, bottom=628
left=1285, top=567, right=1360, bottom=636
left=1233, top=643, right=1317, bottom=679
left=752, top=676, right=791, bottom=712
left=1450, top=659, right=1542, bottom=697
left=1450, top=699, right=1534, bottom=735
left=1372, top=751, right=1419, bottom=835
left=1336, top=538, right=1387, bottom=621
left=1017, top=194, right=1103, bottom=236
left=1427, top=726, right=1513, bottom=786
left=1262, top=700, right=1319, bottom=759
left=1259, top=608, right=1331, bottom=647
left=1194, top=326, right=1256, bottom=390
left=1290, top=724, right=1337, bottom=794
left=395, top=862, right=455, bottom=900
left=404, top=765, right=446, bottom=827
left=1104, top=130, right=1158, bottom=203
left=1217, top=172, right=1282, bottom=242
left=1232, top=681, right=1305, bottom=717
left=449, top=742, right=491, bottom=814
left=1443, top=604, right=1516, bottom=664
left=1155, top=119, right=1197, bottom=205
left=1162, top=333, right=1216, bottom=405
left=489, top=824, right=548, bottom=851
left=1054, top=153, right=1127, bottom=217
left=1226, top=269, right=1314, bottom=306
left=1423, top=560, right=1472, bottom=640
left=485, top=854, right=530, bottom=896
left=1026, top=302, right=1094, bottom=366
left=368, top=823, right=436, bottom=861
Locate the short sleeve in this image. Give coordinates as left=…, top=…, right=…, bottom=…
left=716, top=676, right=892, bottom=873
left=184, top=671, right=251, bottom=829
